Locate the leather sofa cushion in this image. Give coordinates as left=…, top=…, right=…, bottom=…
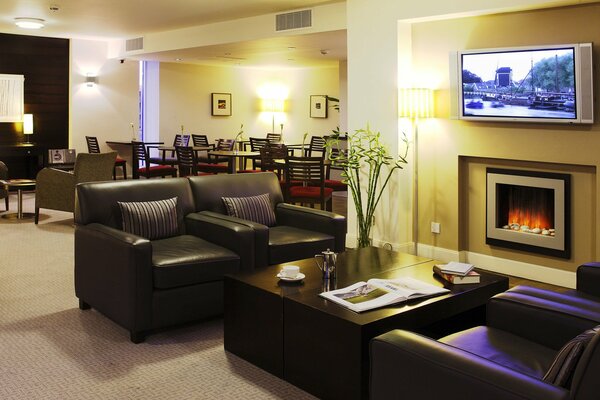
left=268, top=225, right=334, bottom=265
left=440, top=326, right=557, bottom=379
left=152, top=235, right=239, bottom=289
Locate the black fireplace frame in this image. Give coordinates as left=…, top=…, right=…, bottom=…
left=486, top=168, right=571, bottom=259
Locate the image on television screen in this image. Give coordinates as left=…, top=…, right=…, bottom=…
left=461, top=47, right=576, bottom=120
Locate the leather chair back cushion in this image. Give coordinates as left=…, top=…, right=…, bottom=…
left=75, top=178, right=195, bottom=232
left=543, top=325, right=600, bottom=388
left=188, top=172, right=283, bottom=214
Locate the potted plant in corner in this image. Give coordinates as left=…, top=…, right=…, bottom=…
left=326, top=125, right=408, bottom=248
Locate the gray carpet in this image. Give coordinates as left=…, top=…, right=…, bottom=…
left=0, top=193, right=315, bottom=399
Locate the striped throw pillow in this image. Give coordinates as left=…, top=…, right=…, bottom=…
left=118, top=197, right=179, bottom=240
left=222, top=193, right=276, bottom=227
left=543, top=325, right=600, bottom=388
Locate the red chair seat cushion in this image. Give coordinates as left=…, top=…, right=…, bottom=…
left=289, top=186, right=333, bottom=198
left=325, top=179, right=347, bottom=191
left=115, top=157, right=127, bottom=163
left=197, top=163, right=228, bottom=172
left=139, top=165, right=176, bottom=173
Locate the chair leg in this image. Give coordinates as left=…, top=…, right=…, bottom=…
left=79, top=299, right=91, bottom=310
left=4, top=196, right=8, bottom=211
left=113, top=166, right=117, bottom=180
left=34, top=207, right=39, bottom=224
left=122, top=164, right=127, bottom=179
left=130, top=331, right=146, bottom=344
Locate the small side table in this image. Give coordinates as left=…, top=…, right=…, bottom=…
left=1, top=179, right=36, bottom=220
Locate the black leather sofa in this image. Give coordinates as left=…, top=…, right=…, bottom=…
left=188, top=172, right=346, bottom=268
left=370, top=288, right=600, bottom=400
left=74, top=173, right=346, bottom=343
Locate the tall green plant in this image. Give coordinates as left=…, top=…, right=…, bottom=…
left=326, top=125, right=409, bottom=247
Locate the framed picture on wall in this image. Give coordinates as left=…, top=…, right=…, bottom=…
left=211, top=93, right=232, bottom=116
left=310, top=95, right=328, bottom=118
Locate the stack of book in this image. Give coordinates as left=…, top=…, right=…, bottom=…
left=433, top=261, right=480, bottom=284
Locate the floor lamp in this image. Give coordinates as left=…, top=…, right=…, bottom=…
left=265, top=98, right=284, bottom=134
left=399, top=88, right=433, bottom=255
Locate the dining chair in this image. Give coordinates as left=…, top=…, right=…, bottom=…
left=191, top=134, right=214, bottom=163
left=285, top=156, right=333, bottom=211
left=131, top=141, right=178, bottom=179
left=304, top=135, right=327, bottom=157
left=325, top=147, right=348, bottom=192
left=175, top=146, right=213, bottom=177
left=197, top=138, right=236, bottom=174
left=147, top=134, right=190, bottom=166
left=245, top=137, right=270, bottom=170
left=266, top=133, right=282, bottom=142
left=259, top=143, right=288, bottom=183
left=85, top=136, right=127, bottom=180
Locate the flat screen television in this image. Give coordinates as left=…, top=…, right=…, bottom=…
left=455, top=43, right=593, bottom=124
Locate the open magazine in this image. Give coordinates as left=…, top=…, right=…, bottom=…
left=319, top=277, right=450, bottom=313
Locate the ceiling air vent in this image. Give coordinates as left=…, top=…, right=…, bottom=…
left=275, top=9, right=312, bottom=31
left=125, top=37, right=144, bottom=52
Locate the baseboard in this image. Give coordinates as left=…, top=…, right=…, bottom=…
left=462, top=251, right=576, bottom=288
left=346, top=240, right=574, bottom=288
left=398, top=243, right=575, bottom=288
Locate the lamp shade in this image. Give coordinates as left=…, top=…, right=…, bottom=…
left=263, top=98, right=284, bottom=113
left=23, top=114, right=34, bottom=134
left=399, top=88, right=433, bottom=119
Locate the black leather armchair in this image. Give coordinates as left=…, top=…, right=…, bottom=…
left=188, top=172, right=346, bottom=268
left=499, top=263, right=600, bottom=328
left=74, top=178, right=254, bottom=343
left=370, top=290, right=600, bottom=400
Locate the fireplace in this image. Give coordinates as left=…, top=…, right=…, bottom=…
left=486, top=168, right=570, bottom=258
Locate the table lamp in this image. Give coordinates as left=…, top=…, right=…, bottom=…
left=23, top=113, right=34, bottom=143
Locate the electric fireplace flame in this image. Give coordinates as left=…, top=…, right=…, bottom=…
left=498, top=184, right=555, bottom=235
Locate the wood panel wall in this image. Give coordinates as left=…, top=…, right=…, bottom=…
left=0, top=33, right=69, bottom=177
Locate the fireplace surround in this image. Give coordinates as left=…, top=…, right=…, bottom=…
left=486, top=168, right=571, bottom=258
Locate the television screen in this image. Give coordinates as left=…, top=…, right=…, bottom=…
left=458, top=44, right=590, bottom=123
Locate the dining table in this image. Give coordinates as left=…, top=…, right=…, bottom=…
left=207, top=150, right=260, bottom=174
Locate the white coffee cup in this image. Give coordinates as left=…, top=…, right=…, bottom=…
left=281, top=265, right=300, bottom=278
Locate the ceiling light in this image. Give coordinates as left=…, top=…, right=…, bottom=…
left=15, top=18, right=45, bottom=29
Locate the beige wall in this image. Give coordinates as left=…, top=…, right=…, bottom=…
left=158, top=63, right=340, bottom=144
left=70, top=39, right=139, bottom=154
left=413, top=4, right=600, bottom=273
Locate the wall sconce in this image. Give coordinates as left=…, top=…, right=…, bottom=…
left=23, top=113, right=34, bottom=143
left=398, top=88, right=434, bottom=255
left=86, top=73, right=98, bottom=87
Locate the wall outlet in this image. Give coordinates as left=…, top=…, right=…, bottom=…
left=431, top=222, right=441, bottom=234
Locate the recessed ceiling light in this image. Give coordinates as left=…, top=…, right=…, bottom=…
left=175, top=58, right=183, bottom=61
left=288, top=47, right=296, bottom=50
left=15, top=17, right=45, bottom=29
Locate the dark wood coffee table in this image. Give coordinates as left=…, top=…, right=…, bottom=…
left=224, top=247, right=508, bottom=400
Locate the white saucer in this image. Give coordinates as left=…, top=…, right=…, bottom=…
left=277, top=272, right=305, bottom=282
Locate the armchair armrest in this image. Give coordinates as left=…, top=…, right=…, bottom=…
left=35, top=167, right=76, bottom=211
left=185, top=212, right=256, bottom=271
left=370, top=330, right=568, bottom=400
left=578, top=263, right=600, bottom=298
left=487, top=291, right=600, bottom=350
left=195, top=211, right=270, bottom=269
left=74, top=223, right=153, bottom=332
left=275, top=203, right=346, bottom=252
